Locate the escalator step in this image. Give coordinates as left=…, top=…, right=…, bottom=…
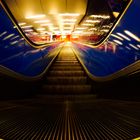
left=53, top=63, right=80, bottom=66
left=46, top=76, right=87, bottom=84
left=55, top=60, right=78, bottom=63
left=42, top=85, right=91, bottom=94
left=50, top=66, right=82, bottom=70
left=49, top=70, right=85, bottom=76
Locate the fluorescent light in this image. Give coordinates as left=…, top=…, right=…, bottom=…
left=89, top=28, right=97, bottom=31
left=129, top=44, right=139, bottom=50
left=101, top=29, right=109, bottom=32
left=24, top=29, right=33, bottom=32
left=59, top=13, right=80, bottom=17
left=21, top=25, right=33, bottom=29
left=113, top=39, right=123, bottom=45
left=124, top=30, right=140, bottom=42
left=117, top=32, right=131, bottom=41
left=82, top=23, right=93, bottom=26
left=111, top=34, right=124, bottom=41
left=41, top=23, right=53, bottom=26
left=25, top=14, right=46, bottom=19
left=102, top=25, right=111, bottom=28
left=86, top=20, right=100, bottom=23
left=90, top=15, right=110, bottom=19
left=34, top=20, right=50, bottom=23
left=18, top=22, right=26, bottom=26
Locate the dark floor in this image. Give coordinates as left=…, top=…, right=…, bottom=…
left=0, top=95, right=140, bottom=140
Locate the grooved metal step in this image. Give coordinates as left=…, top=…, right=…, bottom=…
left=53, top=62, right=80, bottom=66
left=55, top=60, right=78, bottom=63
left=42, top=85, right=91, bottom=94
left=46, top=76, right=88, bottom=84
left=51, top=66, right=82, bottom=70
left=42, top=44, right=92, bottom=94
left=49, top=70, right=85, bottom=76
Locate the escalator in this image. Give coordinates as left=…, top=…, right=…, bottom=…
left=42, top=43, right=92, bottom=94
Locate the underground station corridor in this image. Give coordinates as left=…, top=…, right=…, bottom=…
left=0, top=0, right=140, bottom=140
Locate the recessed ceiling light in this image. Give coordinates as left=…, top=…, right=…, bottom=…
left=18, top=22, right=26, bottom=26
left=90, top=15, right=110, bottom=19
left=86, top=20, right=100, bottom=23
left=25, top=14, right=46, bottom=19
left=21, top=25, right=33, bottom=29
left=34, top=20, right=50, bottom=23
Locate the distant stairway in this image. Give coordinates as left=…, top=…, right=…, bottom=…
left=42, top=43, right=92, bottom=94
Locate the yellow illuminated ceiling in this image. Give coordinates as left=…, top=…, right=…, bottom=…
left=5, top=0, right=88, bottom=35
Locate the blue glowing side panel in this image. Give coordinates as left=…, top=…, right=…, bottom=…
left=0, top=5, right=60, bottom=76
left=73, top=0, right=140, bottom=77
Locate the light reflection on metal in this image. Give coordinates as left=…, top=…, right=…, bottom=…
left=10, top=35, right=20, bottom=40
left=124, top=30, right=140, bottom=42
left=137, top=44, right=140, bottom=48
left=3, top=34, right=15, bottom=40
left=117, top=32, right=131, bottom=41
left=0, top=31, right=7, bottom=37
left=111, top=34, right=124, bottom=41
left=126, top=46, right=131, bottom=50
left=113, top=39, right=123, bottom=45
left=129, top=44, right=139, bottom=50
left=10, top=40, right=18, bottom=45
